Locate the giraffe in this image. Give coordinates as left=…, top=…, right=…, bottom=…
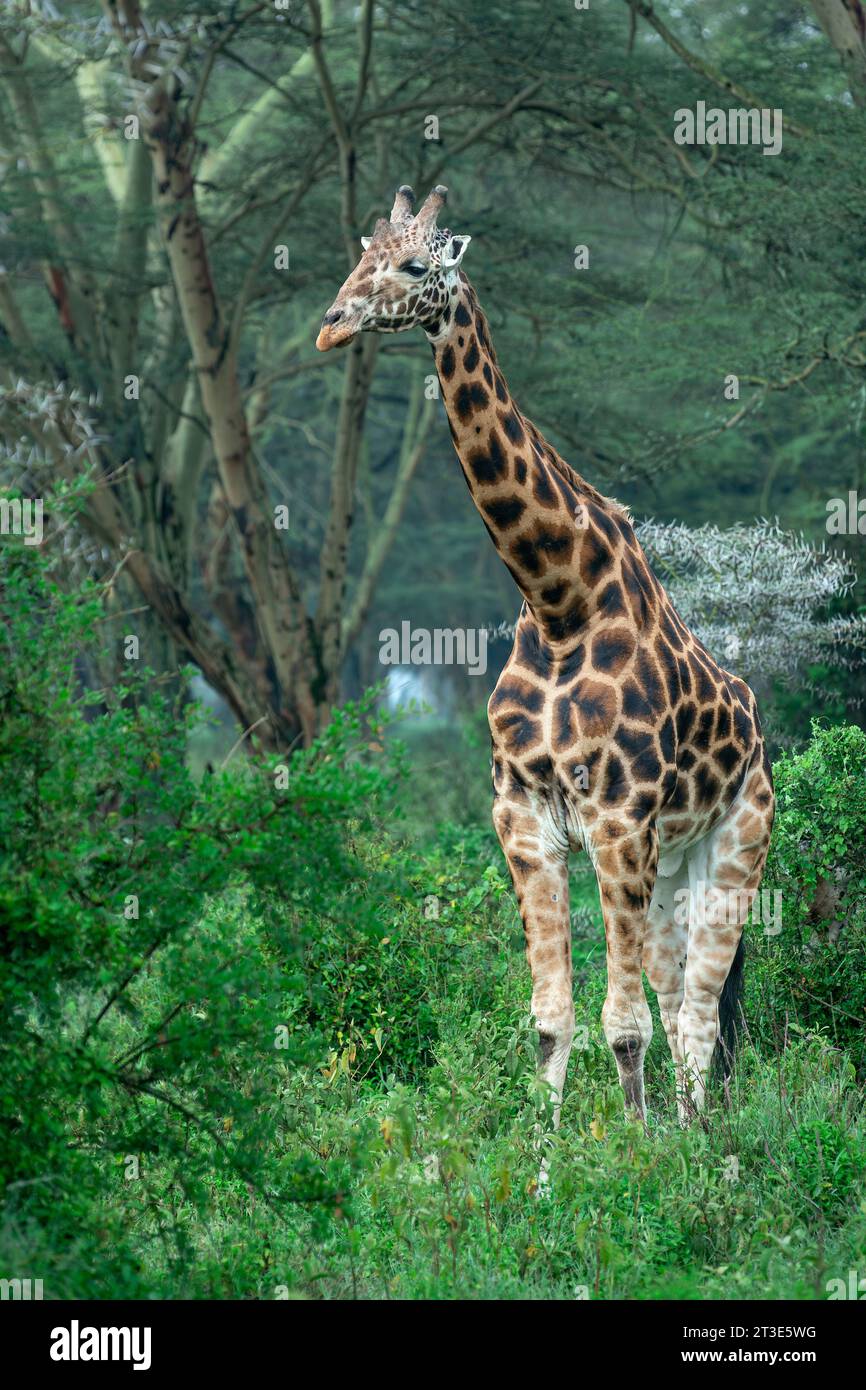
left=316, top=183, right=775, bottom=1133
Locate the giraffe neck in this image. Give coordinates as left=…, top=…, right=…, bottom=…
left=427, top=274, right=628, bottom=644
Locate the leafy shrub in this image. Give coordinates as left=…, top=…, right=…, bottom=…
left=4, top=533, right=866, bottom=1300
left=784, top=1119, right=860, bottom=1221
left=0, top=537, right=405, bottom=1295
left=748, top=722, right=866, bottom=1072
left=294, top=836, right=520, bottom=1086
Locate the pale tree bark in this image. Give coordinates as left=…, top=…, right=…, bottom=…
left=343, top=374, right=436, bottom=652
left=0, top=3, right=332, bottom=748
left=810, top=0, right=866, bottom=104
left=0, top=15, right=275, bottom=736
left=140, top=78, right=322, bottom=744
left=307, top=0, right=380, bottom=707
left=74, top=59, right=128, bottom=205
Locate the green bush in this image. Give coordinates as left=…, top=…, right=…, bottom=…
left=0, top=538, right=405, bottom=1295
left=3, top=533, right=866, bottom=1299
left=294, top=849, right=515, bottom=1084
left=784, top=1119, right=860, bottom=1221
left=748, top=722, right=866, bottom=1072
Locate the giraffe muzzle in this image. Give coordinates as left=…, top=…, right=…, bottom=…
left=316, top=307, right=358, bottom=352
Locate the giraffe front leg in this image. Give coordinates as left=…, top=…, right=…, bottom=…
left=642, top=862, right=690, bottom=1101
left=591, top=819, right=659, bottom=1122
left=492, top=796, right=574, bottom=1147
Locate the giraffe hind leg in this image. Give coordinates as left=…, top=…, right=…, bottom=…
left=714, top=932, right=745, bottom=1084
left=678, top=766, right=774, bottom=1121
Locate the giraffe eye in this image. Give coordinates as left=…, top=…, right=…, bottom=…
left=399, top=260, right=427, bottom=277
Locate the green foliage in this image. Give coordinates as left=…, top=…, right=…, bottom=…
left=784, top=1119, right=859, bottom=1222
left=0, top=538, right=406, bottom=1295
left=768, top=721, right=866, bottom=905
left=750, top=722, right=866, bottom=1070
left=3, top=540, right=866, bottom=1299
left=296, top=847, right=513, bottom=1085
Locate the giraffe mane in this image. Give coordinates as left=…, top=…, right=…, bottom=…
left=460, top=281, right=630, bottom=523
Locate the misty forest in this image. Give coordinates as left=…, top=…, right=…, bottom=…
left=2, top=0, right=866, bottom=1301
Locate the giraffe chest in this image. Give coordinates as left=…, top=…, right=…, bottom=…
left=488, top=619, right=653, bottom=779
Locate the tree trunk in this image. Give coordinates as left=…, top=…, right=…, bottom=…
left=811, top=0, right=866, bottom=103
left=142, top=81, right=322, bottom=747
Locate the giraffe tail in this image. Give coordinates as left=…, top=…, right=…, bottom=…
left=713, top=935, right=745, bottom=1084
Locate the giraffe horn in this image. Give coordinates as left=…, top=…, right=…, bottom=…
left=414, top=184, right=448, bottom=229
left=390, top=184, right=415, bottom=224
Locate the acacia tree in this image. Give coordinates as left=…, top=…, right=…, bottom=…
left=639, top=520, right=866, bottom=693
left=2, top=0, right=865, bottom=744
left=0, top=0, right=553, bottom=746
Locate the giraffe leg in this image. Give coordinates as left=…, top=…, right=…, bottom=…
left=642, top=858, right=689, bottom=1095
left=492, top=796, right=574, bottom=1134
left=591, top=819, right=659, bottom=1121
left=678, top=765, right=774, bottom=1120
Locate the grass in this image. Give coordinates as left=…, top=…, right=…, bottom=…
left=5, top=705, right=865, bottom=1302
left=98, top=836, right=866, bottom=1302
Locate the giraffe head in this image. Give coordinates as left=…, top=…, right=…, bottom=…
left=315, top=184, right=471, bottom=351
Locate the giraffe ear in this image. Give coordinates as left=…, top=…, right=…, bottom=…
left=442, top=234, right=471, bottom=268
left=360, top=236, right=372, bottom=250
